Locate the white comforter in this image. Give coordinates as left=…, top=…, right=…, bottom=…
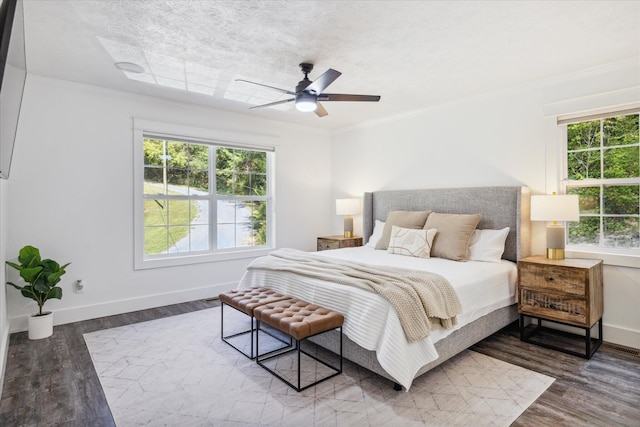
left=238, top=246, right=517, bottom=390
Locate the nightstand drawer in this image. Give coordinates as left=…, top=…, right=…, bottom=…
left=317, top=239, right=340, bottom=251
left=337, top=238, right=360, bottom=248
left=317, top=236, right=363, bottom=251
left=519, top=288, right=587, bottom=326
left=519, top=263, right=586, bottom=295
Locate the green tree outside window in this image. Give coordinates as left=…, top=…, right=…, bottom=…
left=143, top=139, right=270, bottom=256
left=566, top=113, right=639, bottom=250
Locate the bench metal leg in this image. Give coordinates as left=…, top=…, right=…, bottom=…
left=256, top=320, right=343, bottom=392
left=221, top=303, right=291, bottom=359
left=221, top=302, right=257, bottom=359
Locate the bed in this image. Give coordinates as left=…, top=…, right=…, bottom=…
left=238, top=186, right=531, bottom=390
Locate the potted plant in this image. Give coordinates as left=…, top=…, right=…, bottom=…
left=6, top=245, right=70, bottom=339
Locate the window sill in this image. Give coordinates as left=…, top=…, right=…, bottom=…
left=134, top=247, right=273, bottom=270
left=565, top=248, right=640, bottom=269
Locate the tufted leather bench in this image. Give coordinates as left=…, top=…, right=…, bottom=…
left=219, top=287, right=292, bottom=359
left=254, top=298, right=344, bottom=391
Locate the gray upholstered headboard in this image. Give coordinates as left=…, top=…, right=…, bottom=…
left=363, top=186, right=531, bottom=262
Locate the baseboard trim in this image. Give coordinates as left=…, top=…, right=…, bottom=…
left=8, top=282, right=237, bottom=333
left=603, top=323, right=640, bottom=350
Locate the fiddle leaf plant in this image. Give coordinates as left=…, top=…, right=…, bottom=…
left=6, top=245, right=70, bottom=316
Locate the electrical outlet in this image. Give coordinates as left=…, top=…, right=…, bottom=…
left=74, top=279, right=85, bottom=294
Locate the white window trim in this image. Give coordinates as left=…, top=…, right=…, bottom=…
left=133, top=118, right=278, bottom=270
left=544, top=97, right=640, bottom=268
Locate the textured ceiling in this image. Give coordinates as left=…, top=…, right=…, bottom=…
left=22, top=0, right=640, bottom=131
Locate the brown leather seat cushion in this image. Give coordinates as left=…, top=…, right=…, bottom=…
left=219, top=287, right=291, bottom=316
left=254, top=299, right=344, bottom=341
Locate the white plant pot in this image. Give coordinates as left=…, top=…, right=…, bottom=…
left=28, top=311, right=53, bottom=340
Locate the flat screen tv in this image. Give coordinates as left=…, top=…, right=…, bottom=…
left=0, top=0, right=26, bottom=180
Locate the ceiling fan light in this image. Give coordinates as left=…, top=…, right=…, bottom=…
left=295, top=93, right=317, bottom=112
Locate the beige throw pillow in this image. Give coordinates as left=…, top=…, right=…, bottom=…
left=375, top=210, right=432, bottom=250
left=424, top=212, right=482, bottom=261
left=387, top=226, right=437, bottom=258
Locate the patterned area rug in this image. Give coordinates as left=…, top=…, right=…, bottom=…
left=84, top=307, right=554, bottom=426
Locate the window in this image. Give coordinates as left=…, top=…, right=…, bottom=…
left=561, top=111, right=639, bottom=253
left=134, top=119, right=275, bottom=269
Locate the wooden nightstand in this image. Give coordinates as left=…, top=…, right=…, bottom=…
left=317, top=235, right=363, bottom=251
left=517, top=255, right=604, bottom=358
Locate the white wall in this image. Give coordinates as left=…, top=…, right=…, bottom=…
left=330, top=59, right=640, bottom=349
left=4, top=75, right=332, bottom=331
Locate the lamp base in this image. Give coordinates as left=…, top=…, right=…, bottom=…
left=343, top=216, right=354, bottom=239
left=546, top=224, right=566, bottom=260
left=546, top=248, right=565, bottom=260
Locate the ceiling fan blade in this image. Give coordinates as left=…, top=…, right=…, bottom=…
left=315, top=102, right=328, bottom=117
left=235, top=79, right=295, bottom=95
left=319, top=93, right=381, bottom=102
left=304, top=69, right=341, bottom=95
left=249, top=98, right=295, bottom=109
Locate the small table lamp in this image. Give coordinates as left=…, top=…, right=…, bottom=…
left=336, top=198, right=361, bottom=238
left=530, top=193, right=580, bottom=260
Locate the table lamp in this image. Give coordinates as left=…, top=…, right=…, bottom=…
left=336, top=198, right=361, bottom=238
left=530, top=193, right=580, bottom=260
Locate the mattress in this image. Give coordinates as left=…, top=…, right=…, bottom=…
left=238, top=246, right=517, bottom=390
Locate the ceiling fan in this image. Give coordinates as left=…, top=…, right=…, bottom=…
left=236, top=63, right=381, bottom=117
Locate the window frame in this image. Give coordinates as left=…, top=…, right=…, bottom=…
left=133, top=119, right=277, bottom=270
left=556, top=108, right=640, bottom=267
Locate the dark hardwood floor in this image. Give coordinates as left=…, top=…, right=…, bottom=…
left=0, top=299, right=218, bottom=427
left=472, top=326, right=640, bottom=427
left=1, top=300, right=638, bottom=426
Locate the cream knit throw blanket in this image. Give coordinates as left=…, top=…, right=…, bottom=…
left=246, top=248, right=463, bottom=343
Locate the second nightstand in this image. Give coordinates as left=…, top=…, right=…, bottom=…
left=317, top=235, right=363, bottom=251
left=518, top=255, right=604, bottom=358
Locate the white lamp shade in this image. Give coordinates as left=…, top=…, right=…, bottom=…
left=530, top=195, right=580, bottom=222
left=336, top=198, right=361, bottom=216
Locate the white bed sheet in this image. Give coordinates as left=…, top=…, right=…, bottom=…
left=238, top=246, right=517, bottom=390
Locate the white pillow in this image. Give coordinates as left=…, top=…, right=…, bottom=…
left=365, top=220, right=385, bottom=248
left=387, top=226, right=437, bottom=258
left=467, top=227, right=510, bottom=263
